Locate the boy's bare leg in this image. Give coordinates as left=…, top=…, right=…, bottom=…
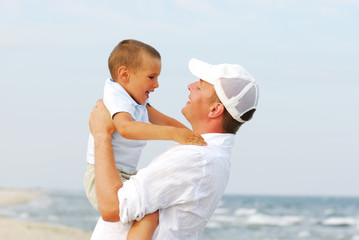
left=127, top=211, right=159, bottom=240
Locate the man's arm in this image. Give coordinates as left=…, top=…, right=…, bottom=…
left=89, top=99, right=122, bottom=222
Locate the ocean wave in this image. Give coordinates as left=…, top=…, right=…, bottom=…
left=217, top=200, right=225, bottom=208
left=214, top=208, right=231, bottom=214
left=206, top=221, right=223, bottom=229
left=298, top=231, right=311, bottom=238
left=234, top=208, right=257, bottom=216
left=208, top=213, right=304, bottom=228
left=47, top=215, right=59, bottom=221
left=27, top=198, right=52, bottom=209
left=0, top=208, right=16, bottom=217
left=19, top=212, right=30, bottom=219
left=246, top=214, right=303, bottom=226
left=211, top=215, right=238, bottom=224
left=321, top=217, right=358, bottom=226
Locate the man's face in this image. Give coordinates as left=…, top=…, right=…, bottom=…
left=182, top=80, right=215, bottom=124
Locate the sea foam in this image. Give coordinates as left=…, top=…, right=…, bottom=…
left=235, top=208, right=257, bottom=216
left=321, top=217, right=357, bottom=226
left=246, top=214, right=303, bottom=226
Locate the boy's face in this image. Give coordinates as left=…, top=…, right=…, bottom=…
left=127, top=54, right=161, bottom=104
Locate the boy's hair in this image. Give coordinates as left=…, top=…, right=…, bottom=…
left=108, top=39, right=161, bottom=81
left=209, top=89, right=256, bottom=134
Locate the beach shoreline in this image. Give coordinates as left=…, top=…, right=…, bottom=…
left=0, top=188, right=92, bottom=240
left=0, top=188, right=45, bottom=206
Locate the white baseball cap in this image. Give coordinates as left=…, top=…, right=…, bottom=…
left=188, top=58, right=259, bottom=123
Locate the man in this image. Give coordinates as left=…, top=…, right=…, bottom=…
left=89, top=58, right=259, bottom=239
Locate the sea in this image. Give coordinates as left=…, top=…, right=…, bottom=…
left=0, top=190, right=359, bottom=240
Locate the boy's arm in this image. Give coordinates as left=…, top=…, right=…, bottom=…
left=146, top=104, right=188, bottom=129
left=113, top=111, right=206, bottom=145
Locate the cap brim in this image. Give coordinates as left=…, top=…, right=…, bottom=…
left=188, top=58, right=216, bottom=85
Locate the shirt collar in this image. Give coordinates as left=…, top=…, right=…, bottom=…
left=108, top=78, right=147, bottom=108
left=201, top=133, right=235, bottom=150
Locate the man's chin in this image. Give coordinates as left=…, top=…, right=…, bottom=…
left=181, top=107, right=189, bottom=120
left=181, top=107, right=185, bottom=116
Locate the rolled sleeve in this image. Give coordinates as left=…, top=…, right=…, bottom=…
left=117, top=180, right=144, bottom=223
left=91, top=217, right=131, bottom=240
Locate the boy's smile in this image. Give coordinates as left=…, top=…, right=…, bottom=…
left=126, top=55, right=161, bottom=105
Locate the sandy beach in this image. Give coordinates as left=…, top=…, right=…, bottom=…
left=0, top=188, right=92, bottom=240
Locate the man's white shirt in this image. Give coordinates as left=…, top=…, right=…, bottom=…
left=91, top=133, right=234, bottom=240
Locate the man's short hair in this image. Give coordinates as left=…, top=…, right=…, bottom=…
left=209, top=89, right=256, bottom=134
left=108, top=39, right=161, bottom=81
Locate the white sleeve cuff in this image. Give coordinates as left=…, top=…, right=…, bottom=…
left=118, top=180, right=145, bottom=223
left=91, top=217, right=130, bottom=240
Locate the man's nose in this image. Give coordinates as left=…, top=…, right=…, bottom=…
left=188, top=82, right=195, bottom=91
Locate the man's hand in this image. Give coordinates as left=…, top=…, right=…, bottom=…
left=89, top=99, right=116, bottom=139
left=173, top=128, right=207, bottom=146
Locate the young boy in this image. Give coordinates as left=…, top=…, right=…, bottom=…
left=84, top=39, right=206, bottom=239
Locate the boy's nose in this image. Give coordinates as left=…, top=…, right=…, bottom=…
left=154, top=79, right=159, bottom=88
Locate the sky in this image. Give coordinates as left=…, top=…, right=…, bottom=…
left=0, top=0, right=358, bottom=196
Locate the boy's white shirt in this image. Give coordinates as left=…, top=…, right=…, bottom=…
left=86, top=78, right=149, bottom=172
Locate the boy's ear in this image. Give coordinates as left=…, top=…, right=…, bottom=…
left=208, top=102, right=225, bottom=119
left=117, top=66, right=129, bottom=83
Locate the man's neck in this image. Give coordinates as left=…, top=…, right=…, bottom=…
left=192, top=123, right=225, bottom=135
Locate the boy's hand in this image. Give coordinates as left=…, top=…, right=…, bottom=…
left=89, top=99, right=116, bottom=139
left=173, top=128, right=207, bottom=146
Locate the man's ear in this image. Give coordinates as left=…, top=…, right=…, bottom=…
left=208, top=102, right=225, bottom=119
left=117, top=66, right=129, bottom=83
